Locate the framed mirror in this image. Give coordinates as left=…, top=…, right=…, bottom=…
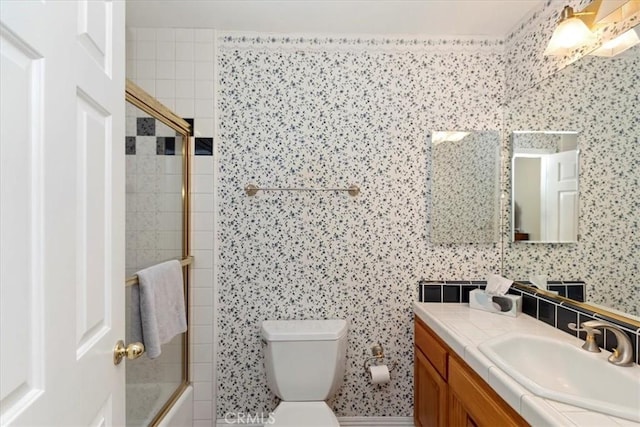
left=511, top=131, right=579, bottom=243
left=430, top=130, right=500, bottom=244
left=502, top=25, right=640, bottom=319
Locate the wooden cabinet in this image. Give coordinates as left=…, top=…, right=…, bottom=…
left=414, top=316, right=449, bottom=427
left=414, top=316, right=528, bottom=427
left=448, top=356, right=527, bottom=427
left=415, top=347, right=448, bottom=427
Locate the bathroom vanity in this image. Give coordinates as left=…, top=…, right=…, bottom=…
left=413, top=303, right=640, bottom=426
left=414, top=315, right=526, bottom=426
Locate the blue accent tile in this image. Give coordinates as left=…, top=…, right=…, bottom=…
left=563, top=301, right=595, bottom=317
left=566, top=284, right=584, bottom=302
left=195, top=137, right=213, bottom=156
left=556, top=306, right=578, bottom=336
left=461, top=285, right=478, bottom=303
left=443, top=285, right=460, bottom=303
left=137, top=117, right=155, bottom=136
left=538, top=299, right=555, bottom=327
left=157, top=137, right=175, bottom=155
left=422, top=286, right=442, bottom=303
left=522, top=294, right=537, bottom=318
left=126, top=136, right=136, bottom=155
left=183, top=118, right=194, bottom=136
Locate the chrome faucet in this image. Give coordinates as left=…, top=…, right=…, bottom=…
left=568, top=320, right=634, bottom=367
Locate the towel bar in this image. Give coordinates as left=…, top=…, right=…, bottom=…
left=125, top=256, right=193, bottom=287
left=244, top=183, right=360, bottom=197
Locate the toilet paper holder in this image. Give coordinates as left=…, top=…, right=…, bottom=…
left=362, top=343, right=397, bottom=373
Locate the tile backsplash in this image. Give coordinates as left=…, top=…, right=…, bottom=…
left=418, top=281, right=640, bottom=366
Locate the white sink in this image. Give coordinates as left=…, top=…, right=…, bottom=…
left=478, top=332, right=640, bottom=422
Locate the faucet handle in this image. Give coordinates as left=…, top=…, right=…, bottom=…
left=568, top=322, right=602, bottom=334
left=568, top=322, right=602, bottom=352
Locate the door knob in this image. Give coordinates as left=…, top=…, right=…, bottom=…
left=113, top=340, right=145, bottom=365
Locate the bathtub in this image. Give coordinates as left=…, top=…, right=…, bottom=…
left=127, top=383, right=193, bottom=426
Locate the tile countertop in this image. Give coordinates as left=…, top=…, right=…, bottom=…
left=413, top=302, right=640, bottom=427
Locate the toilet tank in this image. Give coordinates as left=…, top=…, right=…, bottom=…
left=261, top=319, right=348, bottom=401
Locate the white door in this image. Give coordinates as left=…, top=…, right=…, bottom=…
left=542, top=150, right=579, bottom=241
left=1, top=1, right=125, bottom=425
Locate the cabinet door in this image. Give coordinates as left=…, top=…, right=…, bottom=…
left=415, top=347, right=448, bottom=427
left=448, top=357, right=527, bottom=427
left=449, top=389, right=479, bottom=427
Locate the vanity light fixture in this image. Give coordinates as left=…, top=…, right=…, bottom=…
left=590, top=26, right=640, bottom=56
left=544, top=1, right=602, bottom=55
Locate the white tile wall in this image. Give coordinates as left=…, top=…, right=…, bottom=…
left=127, top=27, right=216, bottom=426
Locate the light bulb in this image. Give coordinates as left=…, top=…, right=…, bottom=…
left=591, top=28, right=640, bottom=57
left=553, top=17, right=594, bottom=48
left=544, top=6, right=597, bottom=56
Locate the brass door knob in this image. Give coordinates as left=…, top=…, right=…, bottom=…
left=113, top=340, right=145, bottom=365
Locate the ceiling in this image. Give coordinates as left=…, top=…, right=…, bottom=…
left=126, top=1, right=547, bottom=38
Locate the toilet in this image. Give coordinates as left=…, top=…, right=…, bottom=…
left=261, top=319, right=348, bottom=427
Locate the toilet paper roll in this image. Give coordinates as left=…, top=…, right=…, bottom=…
left=369, top=364, right=390, bottom=384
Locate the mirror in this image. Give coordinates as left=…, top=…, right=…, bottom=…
left=430, top=130, right=500, bottom=244
left=511, top=131, right=579, bottom=243
left=503, top=26, right=640, bottom=318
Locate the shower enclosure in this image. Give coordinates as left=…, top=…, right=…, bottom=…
left=124, top=80, right=191, bottom=426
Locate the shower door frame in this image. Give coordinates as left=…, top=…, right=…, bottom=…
left=125, top=79, right=192, bottom=426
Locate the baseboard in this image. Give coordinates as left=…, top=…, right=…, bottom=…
left=216, top=416, right=413, bottom=427
left=337, top=416, right=413, bottom=426
left=216, top=420, right=262, bottom=427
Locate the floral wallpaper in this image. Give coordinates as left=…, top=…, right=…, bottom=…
left=215, top=35, right=504, bottom=417
left=213, top=1, right=639, bottom=419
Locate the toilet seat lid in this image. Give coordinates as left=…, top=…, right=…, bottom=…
left=271, top=401, right=340, bottom=427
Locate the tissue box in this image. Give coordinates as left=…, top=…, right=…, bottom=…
left=469, top=289, right=522, bottom=317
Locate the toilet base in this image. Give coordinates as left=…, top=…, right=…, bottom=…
left=271, top=401, right=340, bottom=427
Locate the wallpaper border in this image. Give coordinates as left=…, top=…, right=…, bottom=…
left=217, top=31, right=505, bottom=53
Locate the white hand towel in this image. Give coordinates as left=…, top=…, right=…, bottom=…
left=130, top=260, right=187, bottom=359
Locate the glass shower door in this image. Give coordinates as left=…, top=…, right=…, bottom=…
left=124, top=81, right=191, bottom=426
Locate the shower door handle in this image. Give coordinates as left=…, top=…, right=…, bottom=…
left=113, top=340, right=145, bottom=365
